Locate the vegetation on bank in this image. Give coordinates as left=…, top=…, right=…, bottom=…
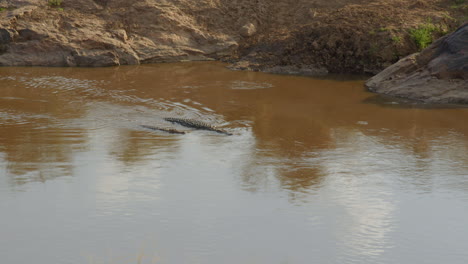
left=0, top=7, right=15, bottom=11
left=48, top=0, right=62, bottom=7
left=409, top=22, right=442, bottom=50
left=405, top=0, right=465, bottom=51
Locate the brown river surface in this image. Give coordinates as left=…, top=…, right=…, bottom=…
left=1, top=62, right=468, bottom=264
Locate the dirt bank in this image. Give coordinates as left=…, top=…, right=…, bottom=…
left=229, top=0, right=466, bottom=75
left=0, top=0, right=465, bottom=73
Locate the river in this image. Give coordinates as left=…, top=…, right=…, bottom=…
left=1, top=62, right=468, bottom=264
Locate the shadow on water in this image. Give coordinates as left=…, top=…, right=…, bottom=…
left=363, top=94, right=468, bottom=109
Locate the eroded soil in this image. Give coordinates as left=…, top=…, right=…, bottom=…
left=0, top=0, right=466, bottom=74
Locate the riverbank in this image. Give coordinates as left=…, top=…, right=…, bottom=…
left=0, top=0, right=466, bottom=103
left=0, top=0, right=465, bottom=71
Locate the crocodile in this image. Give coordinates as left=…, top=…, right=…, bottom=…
left=140, top=125, right=186, bottom=134
left=163, top=117, right=233, bottom=135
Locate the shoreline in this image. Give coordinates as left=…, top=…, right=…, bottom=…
left=0, top=0, right=466, bottom=103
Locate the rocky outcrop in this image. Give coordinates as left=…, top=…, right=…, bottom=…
left=365, top=23, right=468, bottom=104
left=0, top=0, right=240, bottom=66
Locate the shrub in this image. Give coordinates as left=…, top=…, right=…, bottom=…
left=409, top=23, right=437, bottom=50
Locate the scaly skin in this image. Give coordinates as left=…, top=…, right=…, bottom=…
left=140, top=125, right=186, bottom=134
left=163, top=117, right=232, bottom=135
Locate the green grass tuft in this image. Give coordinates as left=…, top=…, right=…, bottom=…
left=409, top=23, right=437, bottom=50
left=48, top=0, right=62, bottom=7
left=391, top=35, right=402, bottom=44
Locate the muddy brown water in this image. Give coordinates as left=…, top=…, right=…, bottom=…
left=1, top=62, right=468, bottom=264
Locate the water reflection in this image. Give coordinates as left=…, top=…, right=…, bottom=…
left=1, top=62, right=468, bottom=264
left=1, top=63, right=468, bottom=195
left=1, top=63, right=468, bottom=193
left=0, top=119, right=86, bottom=186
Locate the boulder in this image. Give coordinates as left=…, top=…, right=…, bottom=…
left=366, top=23, right=468, bottom=104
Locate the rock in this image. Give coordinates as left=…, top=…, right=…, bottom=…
left=112, top=29, right=128, bottom=43
left=72, top=50, right=120, bottom=67
left=227, top=60, right=253, bottom=71
left=240, top=23, right=256, bottom=37
left=427, top=24, right=468, bottom=80
left=366, top=23, right=468, bottom=104
left=0, top=28, right=12, bottom=44
left=0, top=0, right=244, bottom=66
left=17, top=28, right=46, bottom=41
